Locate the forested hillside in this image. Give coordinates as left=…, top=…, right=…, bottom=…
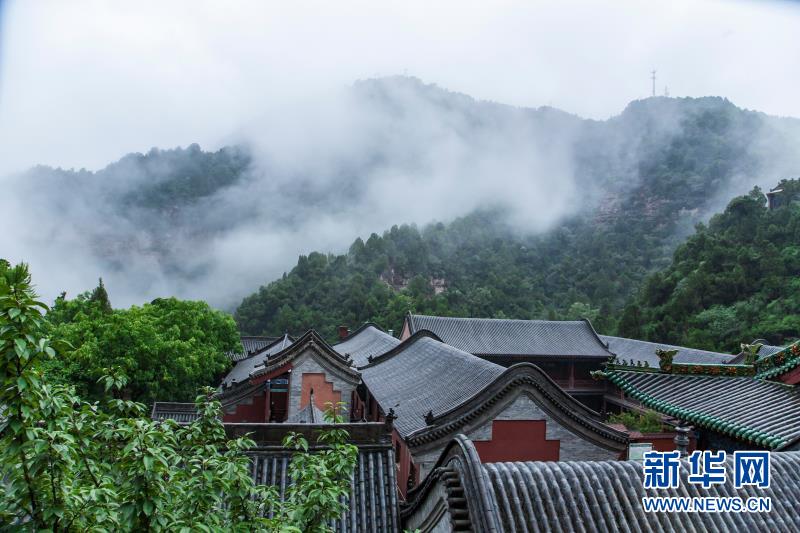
left=618, top=180, right=800, bottom=352
left=6, top=78, right=800, bottom=316
left=233, top=89, right=800, bottom=341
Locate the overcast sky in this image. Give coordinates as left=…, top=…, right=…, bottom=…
left=1, top=0, right=799, bottom=176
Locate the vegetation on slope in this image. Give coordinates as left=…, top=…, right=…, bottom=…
left=619, top=180, right=800, bottom=352
left=234, top=95, right=798, bottom=341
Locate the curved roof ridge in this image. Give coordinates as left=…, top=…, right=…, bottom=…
left=582, top=317, right=611, bottom=349
left=250, top=329, right=360, bottom=381
left=402, top=434, right=501, bottom=532
left=407, top=363, right=628, bottom=448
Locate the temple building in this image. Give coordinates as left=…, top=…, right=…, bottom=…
left=357, top=330, right=628, bottom=496
left=149, top=319, right=800, bottom=531
left=401, top=314, right=614, bottom=409
left=214, top=330, right=361, bottom=423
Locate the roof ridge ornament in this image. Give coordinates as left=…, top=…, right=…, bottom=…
left=384, top=408, right=397, bottom=431
left=655, top=348, right=678, bottom=372
left=741, top=342, right=763, bottom=365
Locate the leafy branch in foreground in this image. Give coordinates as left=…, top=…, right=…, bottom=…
left=0, top=262, right=357, bottom=531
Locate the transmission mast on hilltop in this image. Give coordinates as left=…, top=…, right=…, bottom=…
left=650, top=70, right=657, bottom=97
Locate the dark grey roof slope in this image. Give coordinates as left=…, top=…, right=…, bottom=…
left=228, top=335, right=282, bottom=361
left=151, top=402, right=200, bottom=423
left=361, top=332, right=504, bottom=436
left=228, top=422, right=399, bottom=532
left=407, top=314, right=612, bottom=358
left=603, top=369, right=800, bottom=449
left=403, top=434, right=800, bottom=532
left=601, top=335, right=734, bottom=366
left=221, top=333, right=294, bottom=388
left=334, top=323, right=400, bottom=368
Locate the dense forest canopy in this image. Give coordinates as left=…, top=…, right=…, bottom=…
left=619, top=179, right=800, bottom=352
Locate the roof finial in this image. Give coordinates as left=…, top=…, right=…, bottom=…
left=655, top=348, right=678, bottom=372
left=741, top=343, right=763, bottom=365
left=384, top=408, right=397, bottom=430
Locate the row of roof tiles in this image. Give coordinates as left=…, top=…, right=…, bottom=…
left=404, top=434, right=800, bottom=532
left=602, top=368, right=800, bottom=449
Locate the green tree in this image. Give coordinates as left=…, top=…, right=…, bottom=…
left=45, top=286, right=242, bottom=402
left=0, top=262, right=358, bottom=531
left=627, top=182, right=800, bottom=351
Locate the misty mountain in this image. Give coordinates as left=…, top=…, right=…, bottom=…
left=3, top=77, right=799, bottom=311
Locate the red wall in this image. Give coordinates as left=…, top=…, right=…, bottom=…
left=223, top=392, right=266, bottom=423
left=473, top=420, right=560, bottom=462
left=630, top=432, right=697, bottom=453
left=300, top=373, right=342, bottom=412
left=392, top=428, right=418, bottom=500
left=779, top=365, right=800, bottom=385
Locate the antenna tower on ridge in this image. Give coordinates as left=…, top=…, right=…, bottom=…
left=650, top=70, right=657, bottom=97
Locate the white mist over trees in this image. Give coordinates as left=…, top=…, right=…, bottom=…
left=2, top=78, right=800, bottom=309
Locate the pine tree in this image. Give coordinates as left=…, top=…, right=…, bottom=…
left=89, top=277, right=112, bottom=314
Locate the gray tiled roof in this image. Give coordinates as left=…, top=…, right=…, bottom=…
left=334, top=324, right=400, bottom=368
left=403, top=434, right=800, bottom=532
left=249, top=448, right=399, bottom=531
left=757, top=343, right=787, bottom=358
left=228, top=335, right=282, bottom=361
left=729, top=340, right=790, bottom=365
left=151, top=402, right=201, bottom=423
left=407, top=314, right=612, bottom=358
left=484, top=453, right=800, bottom=532
left=221, top=334, right=294, bottom=388
left=601, top=335, right=734, bottom=366
left=605, top=370, right=800, bottom=449
left=229, top=422, right=399, bottom=532
left=361, top=333, right=504, bottom=437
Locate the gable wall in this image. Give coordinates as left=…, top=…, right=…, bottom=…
left=413, top=392, right=619, bottom=478
left=287, top=350, right=355, bottom=421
